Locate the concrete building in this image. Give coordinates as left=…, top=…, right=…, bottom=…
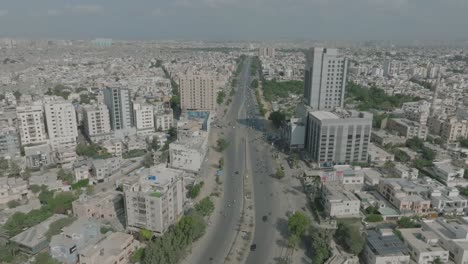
left=103, top=87, right=133, bottom=130
left=432, top=161, right=466, bottom=187
left=16, top=104, right=47, bottom=146
left=371, top=130, right=407, bottom=147
left=179, top=74, right=217, bottom=111
left=10, top=214, right=68, bottom=255
left=392, top=163, right=419, bottom=180
left=402, top=101, right=431, bottom=126
left=440, top=117, right=468, bottom=143
left=24, top=143, right=54, bottom=169
left=0, top=177, right=29, bottom=205
left=154, top=109, right=174, bottom=131
left=50, top=218, right=101, bottom=264
left=78, top=232, right=139, bottom=264
left=72, top=192, right=125, bottom=224
left=44, top=101, right=78, bottom=150
left=123, top=165, right=185, bottom=235
left=378, top=178, right=431, bottom=215
left=422, top=218, right=468, bottom=264
left=367, top=143, right=395, bottom=165
left=82, top=104, right=112, bottom=142
left=387, top=118, right=428, bottom=140
left=383, top=60, right=401, bottom=76
left=363, top=229, right=410, bottom=264
left=321, top=183, right=360, bottom=218
left=258, top=47, right=276, bottom=58
left=305, top=110, right=372, bottom=166
left=133, top=103, right=154, bottom=135
left=400, top=228, right=450, bottom=264
left=91, top=158, right=121, bottom=183
left=430, top=188, right=468, bottom=215
left=283, top=118, right=306, bottom=150
left=303, top=47, right=348, bottom=111
left=0, top=128, right=20, bottom=159
left=169, top=134, right=208, bottom=173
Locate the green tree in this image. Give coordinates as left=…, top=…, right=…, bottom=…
left=7, top=200, right=20, bottom=209
left=216, top=91, right=226, bottom=104
left=71, top=179, right=90, bottom=190
left=275, top=167, right=285, bottom=179
left=9, top=161, right=21, bottom=177
left=131, top=248, right=145, bottom=263
left=251, top=79, right=259, bottom=88
left=421, top=147, right=436, bottom=161
left=216, top=138, right=229, bottom=152
left=366, top=214, right=384, bottom=222
left=394, top=149, right=410, bottom=162
left=406, top=137, right=424, bottom=151
left=433, top=257, right=443, bottom=264
left=195, top=197, right=215, bottom=216
left=308, top=226, right=331, bottom=264
left=139, top=228, right=153, bottom=241
left=288, top=212, right=310, bottom=237
left=57, top=168, right=74, bottom=184
left=459, top=138, right=468, bottom=148
left=269, top=111, right=286, bottom=128
left=30, top=184, right=42, bottom=194
left=34, top=252, right=60, bottom=264
left=46, top=217, right=75, bottom=240
left=187, top=182, right=204, bottom=199
left=143, top=153, right=154, bottom=168
left=397, top=216, right=420, bottom=228
left=334, top=222, right=365, bottom=255
left=148, top=137, right=160, bottom=151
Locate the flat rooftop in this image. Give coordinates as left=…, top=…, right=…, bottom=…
left=366, top=229, right=409, bottom=256
left=11, top=214, right=68, bottom=247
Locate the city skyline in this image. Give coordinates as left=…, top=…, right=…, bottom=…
left=1, top=0, right=468, bottom=41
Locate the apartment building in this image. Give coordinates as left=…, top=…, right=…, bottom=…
left=72, top=191, right=125, bottom=223
left=383, top=60, right=402, bottom=76
left=363, top=229, right=410, bottom=264
left=16, top=104, right=47, bottom=146
left=154, top=109, right=174, bottom=131
left=123, top=165, right=185, bottom=235
left=401, top=101, right=431, bottom=126
left=44, top=101, right=78, bottom=150
left=133, top=103, right=154, bottom=135
left=0, top=127, right=20, bottom=159
left=321, top=183, right=360, bottom=218
left=82, top=104, right=112, bottom=141
left=400, top=228, right=450, bottom=264
left=387, top=118, right=428, bottom=140
left=103, top=87, right=133, bottom=130
left=78, top=232, right=139, bottom=264
left=179, top=74, right=216, bottom=110
left=305, top=110, right=372, bottom=166
left=378, top=178, right=431, bottom=215
left=422, top=218, right=468, bottom=264
left=440, top=117, right=468, bottom=142
left=303, top=47, right=348, bottom=111
left=430, top=188, right=468, bottom=215
left=432, top=161, right=466, bottom=187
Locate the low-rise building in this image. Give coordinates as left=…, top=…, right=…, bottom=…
left=24, top=143, right=54, bottom=169
left=0, top=128, right=20, bottom=159
left=400, top=228, right=450, bottom=264
left=91, top=158, right=121, bottom=183
left=432, top=161, right=466, bottom=187
left=367, top=143, right=394, bottom=165
left=378, top=178, right=431, bottom=215
left=363, top=229, right=410, bottom=264
left=430, top=188, right=468, bottom=215
left=123, top=165, right=185, bottom=235
left=78, top=232, right=139, bottom=264
left=321, top=183, right=360, bottom=218
left=391, top=163, right=419, bottom=180
left=50, top=218, right=101, bottom=264
left=10, top=214, right=68, bottom=255
left=387, top=118, right=428, bottom=140
left=422, top=218, right=468, bottom=264
left=0, top=177, right=29, bottom=205
left=154, top=108, right=174, bottom=131
left=72, top=192, right=125, bottom=224
left=371, top=130, right=407, bottom=147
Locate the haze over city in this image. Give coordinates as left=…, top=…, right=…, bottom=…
left=1, top=0, right=468, bottom=40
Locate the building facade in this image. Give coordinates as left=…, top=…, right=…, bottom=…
left=179, top=75, right=216, bottom=111
left=303, top=47, right=348, bottom=111
left=44, top=101, right=78, bottom=150
left=16, top=105, right=47, bottom=146
left=305, top=110, right=372, bottom=166
left=123, top=165, right=185, bottom=235
left=103, top=87, right=133, bottom=130
left=82, top=104, right=112, bottom=141
left=133, top=103, right=154, bottom=134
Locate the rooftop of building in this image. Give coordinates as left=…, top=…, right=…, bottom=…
left=323, top=183, right=359, bottom=202
left=73, top=191, right=123, bottom=206
left=79, top=232, right=134, bottom=260
left=310, top=109, right=372, bottom=121
left=399, top=228, right=447, bottom=253
left=123, top=164, right=184, bottom=195
left=366, top=229, right=409, bottom=256
left=433, top=161, right=463, bottom=174
left=11, top=214, right=68, bottom=247
left=423, top=218, right=468, bottom=244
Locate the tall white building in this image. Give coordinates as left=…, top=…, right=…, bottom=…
left=82, top=104, right=112, bottom=141
left=179, top=75, right=216, bottom=111
left=122, top=165, right=185, bottom=235
left=305, top=110, right=372, bottom=166
left=154, top=109, right=174, bottom=131
left=133, top=103, right=154, bottom=134
left=16, top=105, right=48, bottom=146
left=383, top=60, right=401, bottom=76
left=103, top=87, right=133, bottom=130
left=44, top=101, right=78, bottom=150
left=303, top=47, right=348, bottom=111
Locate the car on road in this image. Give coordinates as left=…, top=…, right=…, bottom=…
left=250, top=244, right=257, bottom=251
left=262, top=215, right=268, bottom=222
left=235, top=171, right=239, bottom=174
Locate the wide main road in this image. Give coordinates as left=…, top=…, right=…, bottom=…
left=184, top=57, right=253, bottom=263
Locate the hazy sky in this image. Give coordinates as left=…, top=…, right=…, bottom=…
left=1, top=0, right=467, bottom=40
